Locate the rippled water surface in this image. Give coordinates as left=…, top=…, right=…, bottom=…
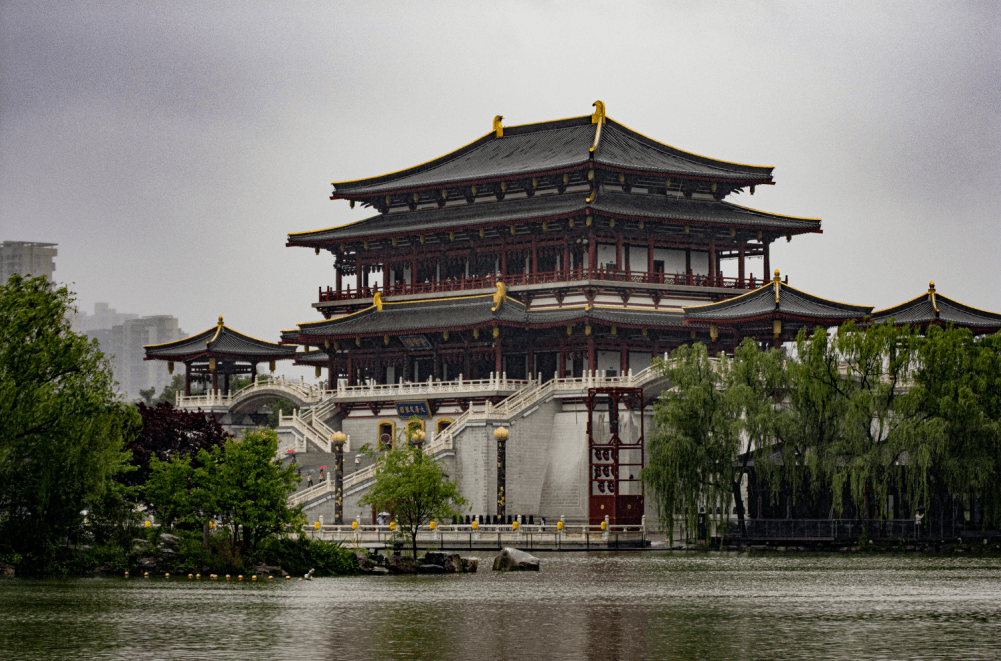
left=2, top=553, right=1000, bottom=660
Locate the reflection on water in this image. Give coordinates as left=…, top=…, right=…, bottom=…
left=2, top=553, right=1000, bottom=660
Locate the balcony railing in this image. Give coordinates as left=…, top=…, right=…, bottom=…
left=319, top=268, right=773, bottom=303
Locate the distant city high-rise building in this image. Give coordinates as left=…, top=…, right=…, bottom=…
left=90, top=315, right=187, bottom=400
left=1, top=241, right=58, bottom=283
left=73, top=302, right=139, bottom=334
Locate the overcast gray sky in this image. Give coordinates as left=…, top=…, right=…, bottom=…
left=2, top=1, right=999, bottom=377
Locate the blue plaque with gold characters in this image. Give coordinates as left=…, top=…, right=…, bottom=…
left=399, top=335, right=433, bottom=351
left=395, top=400, right=431, bottom=418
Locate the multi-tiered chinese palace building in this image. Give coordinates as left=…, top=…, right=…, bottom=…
left=151, top=102, right=1000, bottom=527
left=283, top=102, right=828, bottom=386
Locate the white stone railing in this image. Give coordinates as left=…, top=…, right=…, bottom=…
left=289, top=472, right=335, bottom=507
left=310, top=372, right=533, bottom=421
left=435, top=359, right=670, bottom=447
left=176, top=374, right=325, bottom=409
left=278, top=408, right=346, bottom=453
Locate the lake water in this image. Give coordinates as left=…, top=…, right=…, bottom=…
left=2, top=553, right=999, bottom=660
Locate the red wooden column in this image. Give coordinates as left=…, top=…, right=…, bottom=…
left=588, top=228, right=597, bottom=276
left=647, top=235, right=654, bottom=275
left=211, top=365, right=219, bottom=393
left=411, top=251, right=418, bottom=286
left=620, top=345, right=628, bottom=376
left=382, top=262, right=389, bottom=291
left=708, top=238, right=717, bottom=287
left=616, top=234, right=623, bottom=270
left=335, top=266, right=342, bottom=295
left=587, top=333, right=596, bottom=373
left=327, top=354, right=336, bottom=390
left=184, top=364, right=192, bottom=396
left=763, top=240, right=771, bottom=281
left=356, top=258, right=363, bottom=292
left=558, top=345, right=566, bottom=378
left=346, top=352, right=354, bottom=386
left=563, top=237, right=571, bottom=278
left=494, top=335, right=503, bottom=375
left=738, top=240, right=746, bottom=287
left=531, top=235, right=538, bottom=274
left=500, top=239, right=507, bottom=276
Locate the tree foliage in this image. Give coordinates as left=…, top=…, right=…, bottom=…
left=360, top=417, right=467, bottom=558
left=0, top=275, right=139, bottom=568
left=645, top=322, right=1001, bottom=537
left=125, top=402, right=230, bottom=488
left=144, top=429, right=303, bottom=553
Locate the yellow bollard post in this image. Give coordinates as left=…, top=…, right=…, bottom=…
left=472, top=520, right=479, bottom=531
left=351, top=521, right=358, bottom=530
left=164, top=573, right=170, bottom=579
left=430, top=520, right=436, bottom=530
left=557, top=520, right=564, bottom=531
left=238, top=575, right=243, bottom=581
left=512, top=521, right=519, bottom=531
left=124, top=571, right=129, bottom=578
left=187, top=573, right=193, bottom=579
left=600, top=520, right=607, bottom=531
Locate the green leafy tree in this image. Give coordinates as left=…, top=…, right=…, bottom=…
left=909, top=327, right=1001, bottom=526
left=145, top=429, right=302, bottom=555
left=0, top=275, right=139, bottom=569
left=360, top=418, right=467, bottom=558
left=643, top=344, right=742, bottom=542
left=264, top=397, right=297, bottom=428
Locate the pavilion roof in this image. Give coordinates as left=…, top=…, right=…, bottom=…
left=294, top=293, right=527, bottom=341
left=287, top=191, right=819, bottom=246
left=683, top=277, right=872, bottom=325
left=871, top=284, right=1001, bottom=331
left=286, top=289, right=691, bottom=344
left=144, top=317, right=297, bottom=362
left=330, top=115, right=773, bottom=198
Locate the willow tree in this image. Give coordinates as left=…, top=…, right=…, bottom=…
left=909, top=327, right=1001, bottom=526
left=643, top=343, right=741, bottom=542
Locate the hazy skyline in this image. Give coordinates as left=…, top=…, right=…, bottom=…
left=3, top=2, right=998, bottom=378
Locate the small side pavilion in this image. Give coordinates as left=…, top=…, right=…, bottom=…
left=145, top=316, right=297, bottom=395
left=872, top=282, right=1001, bottom=335
left=683, top=270, right=873, bottom=348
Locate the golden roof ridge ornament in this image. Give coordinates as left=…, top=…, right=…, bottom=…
left=928, top=281, right=939, bottom=315
left=493, top=115, right=504, bottom=138
left=491, top=281, right=507, bottom=312
left=590, top=100, right=605, bottom=153
left=773, top=269, right=781, bottom=305
left=373, top=292, right=383, bottom=311
left=208, top=315, right=225, bottom=345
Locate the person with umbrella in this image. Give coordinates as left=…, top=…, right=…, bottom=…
left=319, top=465, right=328, bottom=482
left=307, top=469, right=315, bottom=487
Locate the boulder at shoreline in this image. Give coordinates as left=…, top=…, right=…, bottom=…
left=492, top=548, right=540, bottom=572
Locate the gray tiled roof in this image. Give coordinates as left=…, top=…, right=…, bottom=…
left=683, top=282, right=871, bottom=322
left=145, top=323, right=296, bottom=361
left=288, top=191, right=818, bottom=245
left=296, top=295, right=527, bottom=338
left=291, top=296, right=689, bottom=342
left=872, top=292, right=1001, bottom=329
left=331, top=117, right=773, bottom=196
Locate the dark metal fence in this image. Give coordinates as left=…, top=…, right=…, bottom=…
left=740, top=518, right=964, bottom=541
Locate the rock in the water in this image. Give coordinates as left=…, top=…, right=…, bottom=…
left=159, top=533, right=181, bottom=547
left=139, top=557, right=158, bottom=571
left=385, top=555, right=418, bottom=574
left=368, top=566, right=390, bottom=575
left=424, top=552, right=463, bottom=573
left=460, top=557, right=479, bottom=573
left=354, top=551, right=372, bottom=571
left=0, top=562, right=15, bottom=578
left=418, top=564, right=446, bottom=574
left=251, top=564, right=284, bottom=576
left=131, top=538, right=149, bottom=549
left=492, top=547, right=540, bottom=572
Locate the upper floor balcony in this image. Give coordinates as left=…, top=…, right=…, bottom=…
left=318, top=267, right=784, bottom=305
